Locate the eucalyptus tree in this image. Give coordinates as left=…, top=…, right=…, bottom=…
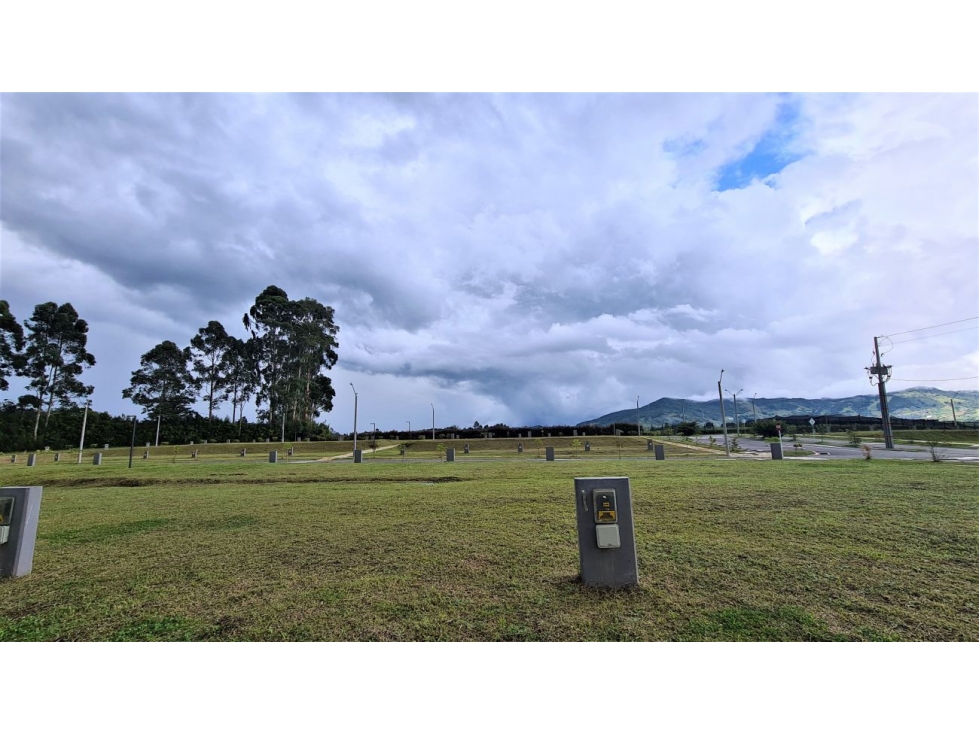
left=122, top=340, right=198, bottom=423
left=223, top=335, right=257, bottom=431
left=0, top=300, right=25, bottom=392
left=243, top=286, right=339, bottom=433
left=189, top=320, right=232, bottom=423
left=21, top=302, right=96, bottom=440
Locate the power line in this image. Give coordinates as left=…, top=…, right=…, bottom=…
left=890, top=376, right=979, bottom=382
left=889, top=326, right=979, bottom=345
left=881, top=316, right=979, bottom=339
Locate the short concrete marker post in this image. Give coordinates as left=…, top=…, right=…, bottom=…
left=353, top=449, right=363, bottom=464
left=446, top=448, right=455, bottom=462
left=269, top=450, right=278, bottom=463
left=1, top=486, right=44, bottom=578
left=26, top=454, right=37, bottom=467
left=771, top=442, right=783, bottom=460
left=93, top=453, right=102, bottom=466
left=655, top=444, right=665, bottom=461
left=546, top=447, right=555, bottom=461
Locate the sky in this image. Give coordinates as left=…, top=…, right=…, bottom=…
left=2, top=91, right=977, bottom=431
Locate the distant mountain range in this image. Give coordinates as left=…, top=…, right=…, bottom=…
left=578, top=388, right=979, bottom=428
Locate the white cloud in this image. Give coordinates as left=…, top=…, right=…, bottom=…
left=2, top=93, right=976, bottom=430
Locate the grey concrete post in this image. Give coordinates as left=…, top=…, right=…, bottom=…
left=191, top=450, right=198, bottom=458
left=573, top=477, right=638, bottom=589
left=654, top=444, right=665, bottom=461
left=647, top=440, right=654, bottom=450
left=269, top=450, right=278, bottom=463
left=446, top=448, right=455, bottom=462
left=288, top=448, right=294, bottom=456
left=93, top=453, right=102, bottom=465
left=143, top=451, right=149, bottom=460
left=464, top=444, right=470, bottom=454
left=10, top=455, right=15, bottom=464
left=546, top=447, right=555, bottom=461
left=585, top=442, right=591, bottom=451
left=1, top=486, right=43, bottom=577
left=573, top=429, right=578, bottom=436
left=517, top=443, right=523, bottom=453
left=240, top=449, right=247, bottom=457
left=771, top=442, right=783, bottom=460
left=54, top=453, right=60, bottom=462
left=27, top=454, right=37, bottom=467
left=353, top=449, right=363, bottom=464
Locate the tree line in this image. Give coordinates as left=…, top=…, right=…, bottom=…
left=0, top=286, right=339, bottom=451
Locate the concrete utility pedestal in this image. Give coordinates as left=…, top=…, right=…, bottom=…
left=545, top=447, right=555, bottom=461
left=446, top=448, right=455, bottom=462
left=353, top=450, right=363, bottom=464
left=574, top=477, right=638, bottom=589
left=771, top=442, right=783, bottom=460
left=1, top=486, right=43, bottom=577
left=654, top=444, right=665, bottom=461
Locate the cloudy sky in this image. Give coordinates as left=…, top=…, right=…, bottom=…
left=1, top=91, right=977, bottom=431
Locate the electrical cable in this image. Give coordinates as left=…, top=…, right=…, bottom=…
left=881, top=316, right=978, bottom=339
left=888, top=326, right=979, bottom=345
left=889, top=376, right=978, bottom=382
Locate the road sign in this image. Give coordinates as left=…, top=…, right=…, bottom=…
left=809, top=418, right=815, bottom=426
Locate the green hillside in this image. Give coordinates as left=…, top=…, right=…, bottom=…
left=579, top=388, right=979, bottom=428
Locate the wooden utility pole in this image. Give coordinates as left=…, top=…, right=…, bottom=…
left=869, top=337, right=894, bottom=449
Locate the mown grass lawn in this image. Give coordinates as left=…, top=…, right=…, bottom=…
left=1, top=456, right=975, bottom=641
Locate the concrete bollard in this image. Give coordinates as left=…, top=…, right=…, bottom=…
left=647, top=440, right=654, bottom=451
left=143, top=451, right=149, bottom=460
left=54, top=453, right=60, bottom=462
left=93, top=453, right=103, bottom=465
left=353, top=450, right=363, bottom=464
left=771, top=442, right=783, bottom=460
left=585, top=442, right=591, bottom=451
left=546, top=447, right=555, bottom=461
left=517, top=443, right=523, bottom=453
left=446, top=448, right=455, bottom=462
left=10, top=455, right=15, bottom=464
left=288, top=448, right=294, bottom=456
left=191, top=451, right=198, bottom=458
left=240, top=449, right=247, bottom=457
left=464, top=444, right=470, bottom=454
left=654, top=444, right=665, bottom=461
left=269, top=450, right=278, bottom=463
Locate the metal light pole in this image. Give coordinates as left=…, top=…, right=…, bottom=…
left=717, top=370, right=730, bottom=456
left=751, top=393, right=758, bottom=425
left=77, top=398, right=92, bottom=464
left=406, top=420, right=410, bottom=439
left=950, top=393, right=959, bottom=429
left=431, top=403, right=435, bottom=440
left=371, top=422, right=376, bottom=446
left=155, top=414, right=161, bottom=447
left=281, top=412, right=285, bottom=443
left=726, top=388, right=743, bottom=435
left=350, top=383, right=358, bottom=452
left=636, top=396, right=641, bottom=436
left=128, top=415, right=137, bottom=469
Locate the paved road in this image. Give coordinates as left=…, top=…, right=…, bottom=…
left=694, top=435, right=979, bottom=462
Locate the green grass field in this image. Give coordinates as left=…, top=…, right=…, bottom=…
left=1, top=442, right=976, bottom=641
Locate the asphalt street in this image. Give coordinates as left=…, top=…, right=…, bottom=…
left=694, top=434, right=979, bottom=462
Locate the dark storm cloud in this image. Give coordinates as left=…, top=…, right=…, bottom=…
left=1, top=93, right=976, bottom=429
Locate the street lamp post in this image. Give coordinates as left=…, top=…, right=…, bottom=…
left=155, top=414, right=161, bottom=447
left=751, top=393, right=758, bottom=425
left=350, top=383, right=358, bottom=452
left=128, top=415, right=137, bottom=469
left=406, top=420, right=410, bottom=439
left=717, top=370, right=730, bottom=456
left=431, top=403, right=435, bottom=440
left=726, top=388, right=743, bottom=435
left=950, top=393, right=959, bottom=429
left=636, top=396, right=641, bottom=436
left=77, top=398, right=92, bottom=464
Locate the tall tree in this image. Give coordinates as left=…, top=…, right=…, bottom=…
left=223, top=336, right=257, bottom=432
left=122, top=340, right=198, bottom=421
left=189, top=320, right=232, bottom=423
left=0, top=300, right=25, bottom=392
left=242, top=286, right=339, bottom=433
left=21, top=302, right=96, bottom=440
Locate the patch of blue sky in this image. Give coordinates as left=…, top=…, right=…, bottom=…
left=714, top=100, right=807, bottom=191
